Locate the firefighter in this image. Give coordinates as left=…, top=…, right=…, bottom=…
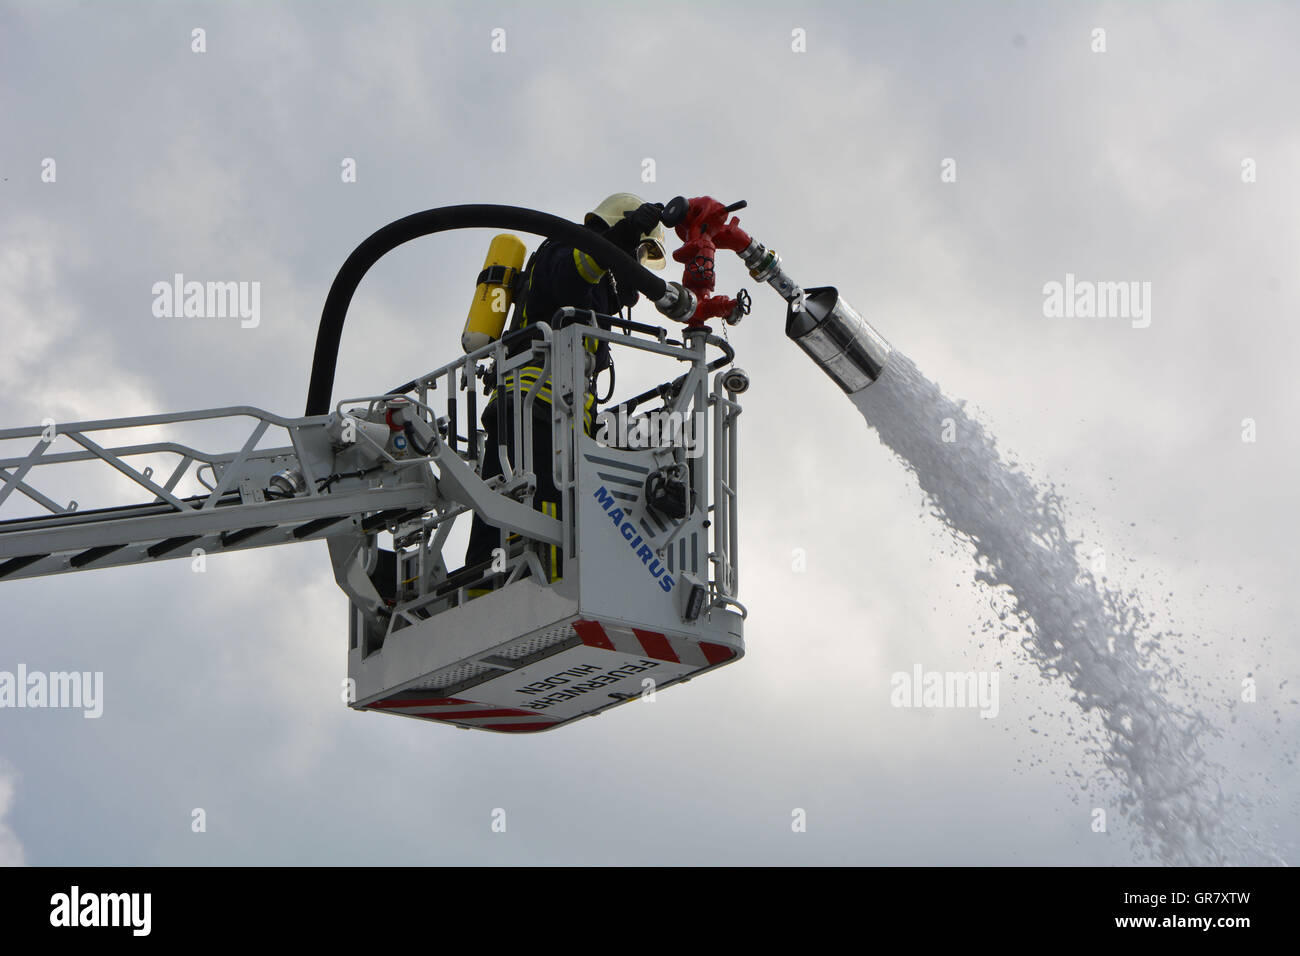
left=464, top=194, right=667, bottom=590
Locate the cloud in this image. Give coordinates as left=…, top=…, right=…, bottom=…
left=0, top=763, right=27, bottom=867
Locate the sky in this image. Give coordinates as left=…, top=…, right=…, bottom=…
left=1, top=0, right=1296, bottom=865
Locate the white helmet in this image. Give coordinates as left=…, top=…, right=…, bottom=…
left=585, top=192, right=668, bottom=270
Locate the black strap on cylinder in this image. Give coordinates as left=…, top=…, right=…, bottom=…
left=476, top=265, right=515, bottom=287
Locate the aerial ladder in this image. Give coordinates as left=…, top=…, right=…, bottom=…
left=0, top=196, right=892, bottom=733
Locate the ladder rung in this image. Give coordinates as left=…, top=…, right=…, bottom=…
left=69, top=543, right=127, bottom=568
left=220, top=525, right=275, bottom=547
left=361, top=508, right=423, bottom=533
left=146, top=534, right=203, bottom=558
left=0, top=553, right=49, bottom=579
left=292, top=515, right=350, bottom=539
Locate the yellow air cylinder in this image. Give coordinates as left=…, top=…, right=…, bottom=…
left=462, top=233, right=527, bottom=352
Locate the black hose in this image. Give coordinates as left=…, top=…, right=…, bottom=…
left=596, top=360, right=616, bottom=404
left=306, top=204, right=670, bottom=416
left=403, top=423, right=431, bottom=457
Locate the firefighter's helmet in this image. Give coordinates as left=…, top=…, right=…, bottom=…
left=585, top=192, right=667, bottom=270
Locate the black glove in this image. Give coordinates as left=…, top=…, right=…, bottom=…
left=602, top=202, right=663, bottom=253
left=624, top=201, right=663, bottom=235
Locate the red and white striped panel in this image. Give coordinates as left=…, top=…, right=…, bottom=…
left=365, top=622, right=737, bottom=734
left=365, top=695, right=561, bottom=733
left=572, top=620, right=736, bottom=668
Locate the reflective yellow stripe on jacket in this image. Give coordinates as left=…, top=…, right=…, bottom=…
left=497, top=365, right=595, bottom=433
left=572, top=248, right=606, bottom=284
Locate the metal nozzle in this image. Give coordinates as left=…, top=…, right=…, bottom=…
left=785, top=287, right=891, bottom=393
left=654, top=281, right=698, bottom=322
left=739, top=240, right=803, bottom=304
